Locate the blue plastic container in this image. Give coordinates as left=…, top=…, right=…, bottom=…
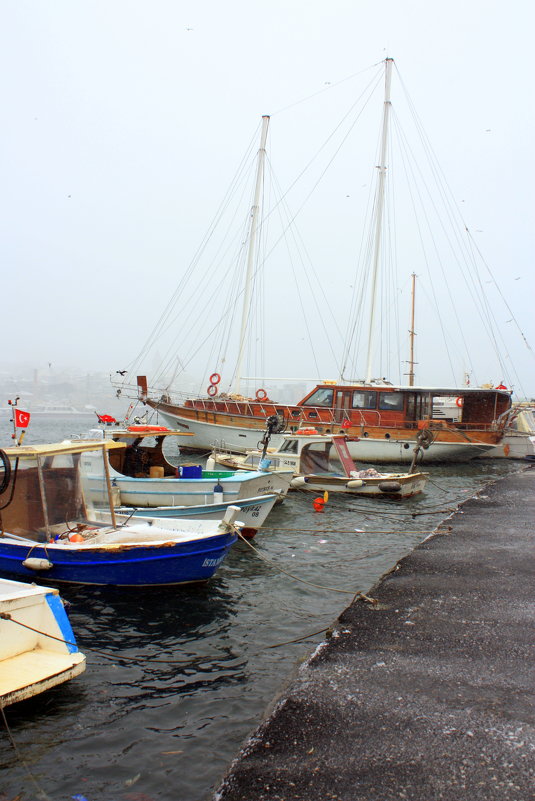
left=179, top=465, right=203, bottom=479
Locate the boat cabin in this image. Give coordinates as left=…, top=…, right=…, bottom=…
left=0, top=441, right=125, bottom=541
left=296, top=383, right=511, bottom=430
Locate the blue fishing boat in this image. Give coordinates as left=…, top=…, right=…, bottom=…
left=0, top=441, right=239, bottom=587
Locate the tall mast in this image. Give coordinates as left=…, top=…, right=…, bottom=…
left=365, top=57, right=393, bottom=384
left=233, top=115, right=270, bottom=396
left=408, top=272, right=416, bottom=386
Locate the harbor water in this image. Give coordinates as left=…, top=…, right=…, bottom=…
left=0, top=416, right=522, bottom=801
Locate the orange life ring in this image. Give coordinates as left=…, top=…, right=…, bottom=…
left=256, top=388, right=268, bottom=401
left=209, top=373, right=221, bottom=385
left=455, top=397, right=464, bottom=408
left=127, top=425, right=169, bottom=433
left=207, top=384, right=218, bottom=397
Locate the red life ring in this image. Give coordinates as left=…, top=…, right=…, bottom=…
left=207, top=384, right=218, bottom=397
left=255, top=388, right=268, bottom=401
left=209, top=373, right=221, bottom=385
left=127, top=425, right=169, bottom=433
left=455, top=397, right=464, bottom=408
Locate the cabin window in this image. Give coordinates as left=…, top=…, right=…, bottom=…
left=378, top=392, right=404, bottom=411
left=302, top=388, right=334, bottom=407
left=352, top=391, right=376, bottom=409
left=279, top=439, right=298, bottom=453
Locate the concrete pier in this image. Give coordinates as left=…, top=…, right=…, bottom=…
left=214, top=467, right=535, bottom=801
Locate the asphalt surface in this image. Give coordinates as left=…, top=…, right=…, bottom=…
left=213, top=466, right=535, bottom=801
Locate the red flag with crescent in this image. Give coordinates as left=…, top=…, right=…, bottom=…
left=14, top=409, right=31, bottom=428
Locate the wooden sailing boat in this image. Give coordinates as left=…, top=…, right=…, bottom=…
left=133, top=59, right=513, bottom=463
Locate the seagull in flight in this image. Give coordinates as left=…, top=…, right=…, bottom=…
left=116, top=370, right=127, bottom=376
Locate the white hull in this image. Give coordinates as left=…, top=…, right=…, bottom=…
left=157, top=411, right=495, bottom=464
left=84, top=469, right=292, bottom=508
left=479, top=432, right=535, bottom=460
left=113, top=493, right=279, bottom=533
left=293, top=474, right=428, bottom=498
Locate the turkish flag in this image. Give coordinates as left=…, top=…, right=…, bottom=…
left=14, top=409, right=31, bottom=428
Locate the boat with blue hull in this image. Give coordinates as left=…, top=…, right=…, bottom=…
left=0, top=527, right=237, bottom=587
left=0, top=440, right=240, bottom=587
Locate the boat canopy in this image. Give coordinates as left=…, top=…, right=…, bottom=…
left=1, top=440, right=126, bottom=459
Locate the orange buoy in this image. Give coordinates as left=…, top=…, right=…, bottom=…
left=313, top=497, right=325, bottom=512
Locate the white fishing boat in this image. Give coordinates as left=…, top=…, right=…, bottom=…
left=0, top=577, right=86, bottom=706
left=212, top=432, right=428, bottom=499
left=77, top=427, right=293, bottom=508
left=113, top=492, right=280, bottom=539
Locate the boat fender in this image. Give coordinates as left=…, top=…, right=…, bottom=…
left=206, top=456, right=216, bottom=471
left=346, top=479, right=364, bottom=488
left=290, top=476, right=307, bottom=488
left=22, top=557, right=53, bottom=571
left=378, top=481, right=402, bottom=493
left=127, top=425, right=169, bottom=432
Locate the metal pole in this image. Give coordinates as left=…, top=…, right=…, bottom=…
left=365, top=58, right=393, bottom=384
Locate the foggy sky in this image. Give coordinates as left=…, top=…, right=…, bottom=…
left=1, top=0, right=534, bottom=399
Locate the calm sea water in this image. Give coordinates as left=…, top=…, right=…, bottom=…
left=0, top=416, right=522, bottom=801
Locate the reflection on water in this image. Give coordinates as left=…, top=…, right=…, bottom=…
left=0, top=418, right=524, bottom=800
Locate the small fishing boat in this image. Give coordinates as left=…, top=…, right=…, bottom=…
left=0, top=440, right=240, bottom=586
left=0, top=577, right=86, bottom=706
left=213, top=432, right=428, bottom=498
left=78, top=427, right=293, bottom=508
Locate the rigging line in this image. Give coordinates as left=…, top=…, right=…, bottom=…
left=123, top=124, right=261, bottom=378
left=462, top=232, right=516, bottom=384
left=267, top=160, right=344, bottom=375
left=1, top=706, right=53, bottom=801
left=151, top=195, right=255, bottom=387
left=340, top=173, right=380, bottom=376
left=466, top=229, right=534, bottom=358
left=236, top=532, right=368, bottom=594
left=270, top=61, right=383, bottom=117
left=393, top=67, right=520, bottom=376
left=258, top=69, right=384, bottom=238
left=462, top=237, right=524, bottom=394
left=150, top=168, right=261, bottom=385
left=154, top=206, right=252, bottom=389
left=390, top=111, right=460, bottom=380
